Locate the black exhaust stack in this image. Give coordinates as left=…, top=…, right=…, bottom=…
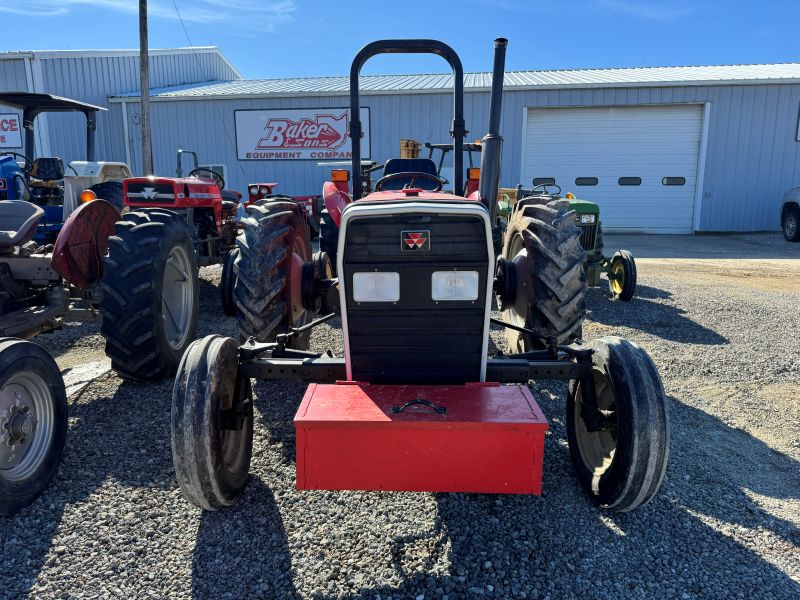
left=478, top=38, right=508, bottom=223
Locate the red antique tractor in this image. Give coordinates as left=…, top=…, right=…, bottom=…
left=171, top=39, right=669, bottom=512
left=99, top=150, right=243, bottom=380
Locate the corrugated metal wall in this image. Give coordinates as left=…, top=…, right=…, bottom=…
left=0, top=58, right=29, bottom=90
left=114, top=82, right=800, bottom=231
left=0, top=50, right=239, bottom=166
left=503, top=84, right=800, bottom=232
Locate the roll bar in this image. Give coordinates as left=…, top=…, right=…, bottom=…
left=0, top=92, right=105, bottom=162
left=349, top=39, right=466, bottom=199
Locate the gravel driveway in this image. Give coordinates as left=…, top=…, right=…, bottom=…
left=1, top=234, right=798, bottom=599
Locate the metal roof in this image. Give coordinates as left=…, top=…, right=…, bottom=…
left=109, top=62, right=800, bottom=100
left=0, top=92, right=107, bottom=113
left=0, top=47, right=242, bottom=80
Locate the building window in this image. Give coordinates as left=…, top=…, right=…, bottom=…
left=662, top=177, right=686, bottom=186
left=575, top=177, right=598, bottom=186
left=618, top=177, right=642, bottom=186
left=533, top=177, right=556, bottom=186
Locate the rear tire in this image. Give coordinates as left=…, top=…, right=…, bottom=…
left=782, top=206, right=800, bottom=242
left=100, top=209, right=199, bottom=381
left=171, top=335, right=252, bottom=510
left=0, top=338, right=67, bottom=515
left=234, top=201, right=312, bottom=347
left=501, top=199, right=587, bottom=352
left=567, top=336, right=669, bottom=511
left=220, top=247, right=239, bottom=317
left=608, top=250, right=637, bottom=302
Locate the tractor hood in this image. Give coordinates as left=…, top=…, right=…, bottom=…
left=360, top=190, right=479, bottom=203
left=566, top=198, right=600, bottom=214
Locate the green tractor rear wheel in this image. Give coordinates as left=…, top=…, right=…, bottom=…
left=608, top=250, right=636, bottom=302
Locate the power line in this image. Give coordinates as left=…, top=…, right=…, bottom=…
left=170, top=0, right=248, bottom=179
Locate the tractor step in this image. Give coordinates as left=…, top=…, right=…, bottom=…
left=295, top=382, right=547, bottom=494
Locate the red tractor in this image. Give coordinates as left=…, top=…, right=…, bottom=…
left=171, top=39, right=669, bottom=513
left=99, top=150, right=243, bottom=380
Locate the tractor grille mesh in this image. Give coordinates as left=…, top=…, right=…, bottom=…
left=343, top=213, right=489, bottom=384
left=578, top=222, right=597, bottom=251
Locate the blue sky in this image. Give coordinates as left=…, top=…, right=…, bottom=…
left=1, top=1, right=798, bottom=79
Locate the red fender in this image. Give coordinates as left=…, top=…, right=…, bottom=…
left=322, top=181, right=351, bottom=227
left=51, top=200, right=120, bottom=289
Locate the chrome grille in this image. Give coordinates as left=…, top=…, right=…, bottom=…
left=577, top=222, right=597, bottom=251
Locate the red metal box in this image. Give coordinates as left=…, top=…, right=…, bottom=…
left=295, top=383, right=548, bottom=494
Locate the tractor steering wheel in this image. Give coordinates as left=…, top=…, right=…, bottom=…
left=530, top=182, right=562, bottom=196
left=0, top=152, right=33, bottom=174
left=374, top=172, right=444, bottom=192
left=189, top=167, right=225, bottom=190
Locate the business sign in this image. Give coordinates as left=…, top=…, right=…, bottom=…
left=235, top=107, right=370, bottom=160
left=0, top=113, right=22, bottom=148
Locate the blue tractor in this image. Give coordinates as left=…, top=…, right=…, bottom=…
left=0, top=92, right=130, bottom=243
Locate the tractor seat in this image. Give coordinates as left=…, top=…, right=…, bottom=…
left=29, top=157, right=65, bottom=181
left=220, top=189, right=242, bottom=211
left=0, top=200, right=44, bottom=249
left=380, top=158, right=439, bottom=190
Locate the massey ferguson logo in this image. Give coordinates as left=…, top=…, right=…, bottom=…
left=141, top=187, right=158, bottom=201
left=402, top=230, right=430, bottom=251
left=257, top=112, right=348, bottom=150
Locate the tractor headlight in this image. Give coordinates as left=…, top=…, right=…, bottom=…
left=580, top=214, right=596, bottom=224
left=431, top=271, right=479, bottom=301
left=259, top=185, right=270, bottom=195
left=248, top=185, right=258, bottom=195
left=352, top=272, right=400, bottom=302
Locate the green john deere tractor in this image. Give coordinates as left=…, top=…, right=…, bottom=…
left=507, top=182, right=637, bottom=301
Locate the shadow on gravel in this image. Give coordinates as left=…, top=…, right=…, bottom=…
left=191, top=478, right=298, bottom=599
left=586, top=285, right=729, bottom=346
left=667, top=398, right=800, bottom=546
left=0, top=378, right=176, bottom=598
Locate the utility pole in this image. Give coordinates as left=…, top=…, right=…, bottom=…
left=139, top=0, right=153, bottom=175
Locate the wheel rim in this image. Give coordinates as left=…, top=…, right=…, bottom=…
left=609, top=259, right=624, bottom=295
left=573, top=368, right=618, bottom=493
left=162, top=245, right=194, bottom=351
left=219, top=378, right=249, bottom=474
left=0, top=371, right=54, bottom=481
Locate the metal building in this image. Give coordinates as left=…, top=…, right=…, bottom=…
left=0, top=47, right=240, bottom=164
left=3, top=46, right=800, bottom=232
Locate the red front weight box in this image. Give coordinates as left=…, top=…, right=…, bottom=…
left=295, top=382, right=548, bottom=494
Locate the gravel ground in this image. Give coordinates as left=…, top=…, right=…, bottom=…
left=1, top=236, right=799, bottom=599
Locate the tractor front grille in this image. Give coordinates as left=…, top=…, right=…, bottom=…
left=577, top=222, right=597, bottom=251
left=342, top=211, right=490, bottom=384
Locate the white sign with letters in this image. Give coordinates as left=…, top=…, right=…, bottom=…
left=235, top=107, right=370, bottom=160
left=0, top=113, right=22, bottom=148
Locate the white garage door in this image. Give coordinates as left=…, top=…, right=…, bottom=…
left=522, top=105, right=704, bottom=233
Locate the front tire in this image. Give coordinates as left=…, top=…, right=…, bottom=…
left=89, top=181, right=124, bottom=214
left=567, top=336, right=669, bottom=511
left=318, top=208, right=339, bottom=275
left=100, top=209, right=199, bottom=381
left=608, top=250, right=637, bottom=302
left=0, top=338, right=67, bottom=515
left=171, top=335, right=252, bottom=510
